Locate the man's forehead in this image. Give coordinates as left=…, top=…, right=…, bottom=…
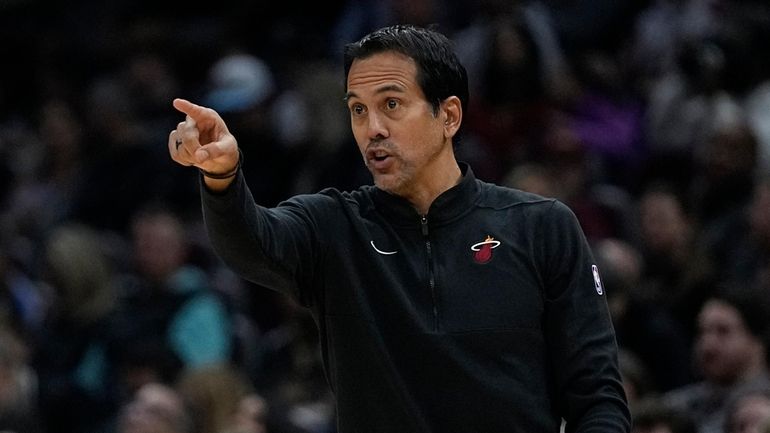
left=346, top=51, right=418, bottom=94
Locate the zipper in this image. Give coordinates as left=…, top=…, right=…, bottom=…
left=421, top=215, right=438, bottom=331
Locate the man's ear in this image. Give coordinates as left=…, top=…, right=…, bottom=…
left=441, top=96, right=462, bottom=139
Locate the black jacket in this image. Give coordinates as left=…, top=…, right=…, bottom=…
left=202, top=163, right=630, bottom=432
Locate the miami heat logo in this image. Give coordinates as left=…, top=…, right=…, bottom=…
left=471, top=235, right=501, bottom=264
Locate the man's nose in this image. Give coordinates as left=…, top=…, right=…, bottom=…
left=367, top=112, right=388, bottom=140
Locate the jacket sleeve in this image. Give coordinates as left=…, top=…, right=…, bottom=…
left=199, top=172, right=329, bottom=306
left=538, top=200, right=631, bottom=432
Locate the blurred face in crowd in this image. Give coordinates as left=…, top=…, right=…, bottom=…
left=695, top=299, right=763, bottom=385
left=639, top=190, right=691, bottom=255
left=228, top=394, right=268, bottom=433
left=132, top=212, right=187, bottom=283
left=346, top=51, right=456, bottom=200
left=118, top=383, right=188, bottom=433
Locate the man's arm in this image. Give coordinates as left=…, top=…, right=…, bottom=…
left=539, top=200, right=631, bottom=432
left=168, top=98, right=323, bottom=304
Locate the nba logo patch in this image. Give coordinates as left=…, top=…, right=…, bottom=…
left=592, top=264, right=603, bottom=295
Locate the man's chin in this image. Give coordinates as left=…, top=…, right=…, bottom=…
left=373, top=175, right=402, bottom=195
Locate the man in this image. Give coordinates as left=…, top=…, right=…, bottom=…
left=168, top=24, right=630, bottom=432
left=664, top=289, right=770, bottom=433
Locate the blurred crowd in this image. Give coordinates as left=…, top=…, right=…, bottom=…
left=1, top=0, right=770, bottom=432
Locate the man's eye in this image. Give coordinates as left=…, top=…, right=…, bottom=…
left=386, top=99, right=399, bottom=110
left=351, top=104, right=365, bottom=115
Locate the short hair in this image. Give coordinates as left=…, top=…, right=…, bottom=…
left=343, top=24, right=469, bottom=118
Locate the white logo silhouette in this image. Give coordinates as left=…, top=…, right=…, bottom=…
left=370, top=240, right=397, bottom=255
left=592, top=265, right=603, bottom=295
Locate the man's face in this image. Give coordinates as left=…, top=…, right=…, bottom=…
left=132, top=213, right=186, bottom=283
left=639, top=191, right=690, bottom=254
left=345, top=51, right=448, bottom=197
left=695, top=299, right=759, bottom=385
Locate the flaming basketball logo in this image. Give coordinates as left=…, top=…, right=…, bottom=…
left=471, top=235, right=501, bottom=264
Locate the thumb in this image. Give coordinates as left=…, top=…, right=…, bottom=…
left=195, top=136, right=239, bottom=168
left=194, top=147, right=210, bottom=163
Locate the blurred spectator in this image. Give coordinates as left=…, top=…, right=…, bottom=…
left=175, top=363, right=258, bottom=433
left=116, top=382, right=194, bottom=433
left=688, top=100, right=758, bottom=229
left=636, top=181, right=716, bottom=339
left=454, top=1, right=575, bottom=182
left=664, top=289, right=770, bottom=433
left=250, top=296, right=335, bottom=433
left=227, top=393, right=269, bottom=433
left=1, top=98, right=86, bottom=269
left=726, top=2, right=770, bottom=174
left=595, top=237, right=694, bottom=393
left=560, top=48, right=647, bottom=191
left=744, top=82, right=770, bottom=171
left=705, top=175, right=770, bottom=289
left=32, top=224, right=121, bottom=433
left=109, top=206, right=234, bottom=395
left=0, top=327, right=41, bottom=433
left=69, top=65, right=194, bottom=232
left=273, top=60, right=369, bottom=196
left=538, top=114, right=637, bottom=242
left=207, top=265, right=264, bottom=379
left=642, top=36, right=733, bottom=190
left=0, top=236, right=45, bottom=339
left=203, top=53, right=276, bottom=116
left=628, top=0, right=720, bottom=93
left=122, top=50, right=201, bottom=216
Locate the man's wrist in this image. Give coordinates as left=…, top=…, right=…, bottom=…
left=198, top=148, right=243, bottom=180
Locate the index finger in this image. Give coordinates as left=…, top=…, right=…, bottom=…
left=172, top=98, right=217, bottom=124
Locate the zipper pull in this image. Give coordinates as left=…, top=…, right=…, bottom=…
left=420, top=215, right=428, bottom=236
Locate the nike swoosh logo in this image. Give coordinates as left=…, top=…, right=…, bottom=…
left=370, top=240, right=397, bottom=255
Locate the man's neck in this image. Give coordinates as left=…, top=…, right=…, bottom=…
left=407, top=158, right=462, bottom=216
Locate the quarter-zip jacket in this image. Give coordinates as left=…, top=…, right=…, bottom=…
left=201, top=163, right=630, bottom=433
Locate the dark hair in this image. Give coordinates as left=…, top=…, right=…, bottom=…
left=709, top=284, right=770, bottom=340
left=343, top=24, right=469, bottom=117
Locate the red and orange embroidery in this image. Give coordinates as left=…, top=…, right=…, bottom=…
left=470, top=235, right=501, bottom=264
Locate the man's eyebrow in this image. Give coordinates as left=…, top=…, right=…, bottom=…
left=343, top=91, right=357, bottom=102
left=344, top=84, right=406, bottom=102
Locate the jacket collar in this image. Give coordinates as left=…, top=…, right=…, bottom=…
left=372, top=162, right=479, bottom=227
